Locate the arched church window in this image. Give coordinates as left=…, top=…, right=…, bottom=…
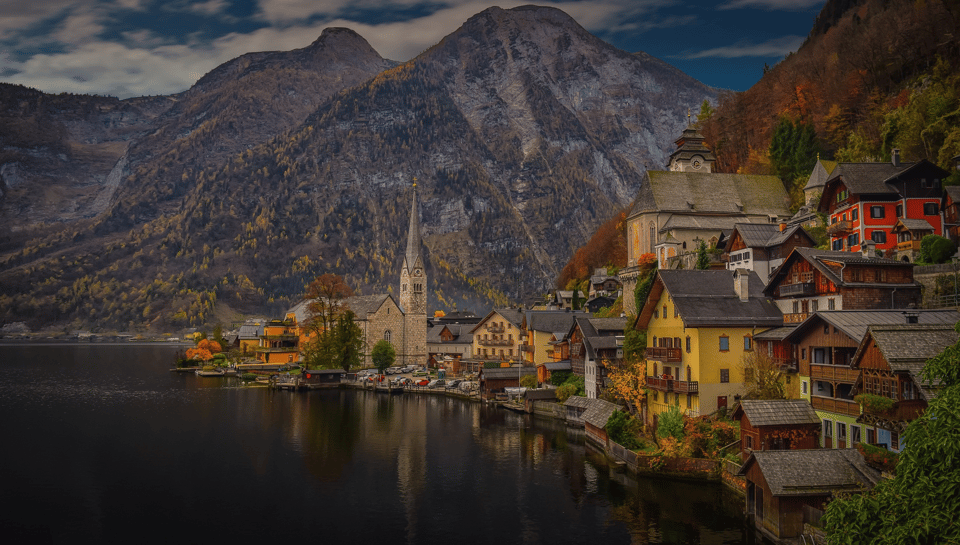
left=648, top=222, right=656, bottom=253
left=384, top=330, right=392, bottom=342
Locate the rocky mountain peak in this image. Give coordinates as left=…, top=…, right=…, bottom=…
left=306, top=27, right=385, bottom=61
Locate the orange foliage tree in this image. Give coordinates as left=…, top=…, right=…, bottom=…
left=556, top=207, right=629, bottom=289
left=186, top=338, right=222, bottom=361
left=606, top=357, right=647, bottom=415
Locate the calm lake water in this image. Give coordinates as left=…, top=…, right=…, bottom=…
left=0, top=344, right=754, bottom=544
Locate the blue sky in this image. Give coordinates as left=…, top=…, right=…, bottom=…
left=0, top=0, right=825, bottom=99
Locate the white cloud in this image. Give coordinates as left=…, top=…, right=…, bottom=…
left=676, top=35, right=804, bottom=59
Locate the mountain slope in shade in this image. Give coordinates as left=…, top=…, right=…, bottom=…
left=0, top=6, right=715, bottom=331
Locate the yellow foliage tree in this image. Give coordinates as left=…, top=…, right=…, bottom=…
left=606, top=357, right=648, bottom=414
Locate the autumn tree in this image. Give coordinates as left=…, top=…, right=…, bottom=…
left=302, top=273, right=355, bottom=369
left=186, top=338, right=222, bottom=362
left=606, top=357, right=647, bottom=415
left=740, top=348, right=786, bottom=400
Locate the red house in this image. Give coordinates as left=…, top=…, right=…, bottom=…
left=818, top=151, right=949, bottom=260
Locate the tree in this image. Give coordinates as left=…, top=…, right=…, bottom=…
left=606, top=357, right=647, bottom=415
left=331, top=310, right=364, bottom=372
left=519, top=374, right=537, bottom=388
left=740, top=348, right=786, bottom=400
left=302, top=274, right=355, bottom=369
left=186, top=338, right=222, bottom=362
left=656, top=405, right=685, bottom=442
left=822, top=322, right=960, bottom=544
left=371, top=339, right=396, bottom=375
left=694, top=240, right=710, bottom=270
left=919, top=234, right=957, bottom=264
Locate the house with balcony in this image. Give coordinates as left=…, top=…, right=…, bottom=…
left=426, top=323, right=474, bottom=369
left=889, top=217, right=936, bottom=262
left=724, top=223, right=816, bottom=284
left=851, top=323, right=959, bottom=453
left=522, top=310, right=585, bottom=367
left=763, top=247, right=920, bottom=324
left=256, top=319, right=301, bottom=364
left=636, top=269, right=783, bottom=428
left=817, top=152, right=949, bottom=259
left=732, top=399, right=821, bottom=461
left=589, top=268, right=623, bottom=298
left=782, top=309, right=958, bottom=450
left=567, top=316, right=626, bottom=399
left=470, top=308, right=525, bottom=362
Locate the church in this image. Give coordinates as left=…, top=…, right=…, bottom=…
left=619, top=123, right=791, bottom=314
left=286, top=184, right=428, bottom=368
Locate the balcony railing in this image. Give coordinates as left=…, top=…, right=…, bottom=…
left=897, top=240, right=922, bottom=252
left=644, top=347, right=682, bottom=362
left=810, top=363, right=859, bottom=383
left=646, top=376, right=671, bottom=391
left=780, top=282, right=816, bottom=297
left=645, top=376, right=698, bottom=394
left=784, top=312, right=810, bottom=324
left=811, top=395, right=860, bottom=417
left=861, top=398, right=926, bottom=422
left=826, top=220, right=852, bottom=235
left=478, top=338, right=513, bottom=346
left=520, top=344, right=534, bottom=352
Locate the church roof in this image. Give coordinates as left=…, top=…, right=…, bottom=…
left=630, top=171, right=790, bottom=219
left=344, top=294, right=396, bottom=318
left=403, top=184, right=422, bottom=271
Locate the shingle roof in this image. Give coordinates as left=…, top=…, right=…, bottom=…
left=854, top=324, right=959, bottom=400
left=588, top=317, right=627, bottom=332
left=524, top=389, right=558, bottom=401
left=237, top=321, right=266, bottom=339
left=481, top=367, right=537, bottom=380
left=784, top=310, right=959, bottom=344
left=752, top=325, right=797, bottom=341
left=344, top=294, right=394, bottom=317
left=543, top=361, right=572, bottom=371
left=825, top=162, right=916, bottom=196
left=583, top=399, right=621, bottom=429
left=631, top=171, right=790, bottom=218
left=648, top=269, right=783, bottom=328
left=659, top=215, right=769, bottom=232
left=765, top=247, right=916, bottom=296
left=563, top=395, right=590, bottom=409
left=526, top=310, right=583, bottom=333
left=740, top=450, right=880, bottom=496
left=891, top=218, right=935, bottom=233
left=803, top=159, right=838, bottom=191
left=735, top=399, right=820, bottom=427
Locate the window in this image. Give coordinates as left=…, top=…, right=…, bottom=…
left=686, top=336, right=691, bottom=353
left=851, top=425, right=861, bottom=445
left=871, top=230, right=887, bottom=244
left=719, top=336, right=729, bottom=352
left=838, top=422, right=847, bottom=442
left=792, top=301, right=800, bottom=313
left=653, top=309, right=659, bottom=319
left=823, top=419, right=833, bottom=439
left=828, top=298, right=836, bottom=310
left=663, top=305, right=668, bottom=319
left=801, top=380, right=808, bottom=395
left=746, top=435, right=753, bottom=449
left=924, top=202, right=939, bottom=215
left=832, top=238, right=844, bottom=251
left=811, top=300, right=819, bottom=312
left=743, top=336, right=752, bottom=351
left=896, top=204, right=903, bottom=218
left=847, top=233, right=859, bottom=247
left=801, top=348, right=807, bottom=360
left=675, top=306, right=679, bottom=318
left=891, top=430, right=900, bottom=450
left=852, top=208, right=859, bottom=221
left=384, top=330, right=392, bottom=342
left=870, top=206, right=885, bottom=219
left=686, top=394, right=692, bottom=408
left=720, top=368, right=730, bottom=383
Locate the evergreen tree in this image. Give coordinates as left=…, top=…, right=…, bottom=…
left=695, top=240, right=710, bottom=270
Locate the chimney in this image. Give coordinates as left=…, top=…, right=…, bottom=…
left=734, top=269, right=750, bottom=302
left=861, top=240, right=875, bottom=259
left=903, top=311, right=920, bottom=324
left=779, top=222, right=787, bottom=232
left=892, top=148, right=901, bottom=167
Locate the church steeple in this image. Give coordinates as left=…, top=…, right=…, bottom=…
left=399, top=180, right=426, bottom=317
left=403, top=181, right=423, bottom=273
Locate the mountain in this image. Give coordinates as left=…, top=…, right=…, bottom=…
left=0, top=5, right=715, bottom=331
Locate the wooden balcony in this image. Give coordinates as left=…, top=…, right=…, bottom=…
left=784, top=313, right=810, bottom=324
left=673, top=380, right=699, bottom=394
left=811, top=395, right=861, bottom=417
left=646, top=376, right=671, bottom=391
left=897, top=240, right=922, bottom=252
left=827, top=220, right=853, bottom=235
left=644, top=347, right=682, bottom=363
left=862, top=398, right=926, bottom=422
left=810, top=363, right=859, bottom=383
left=780, top=282, right=816, bottom=297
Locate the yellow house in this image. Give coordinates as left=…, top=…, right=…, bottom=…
left=521, top=310, right=585, bottom=366
left=470, top=308, right=525, bottom=362
left=636, top=269, right=783, bottom=427
left=256, top=319, right=300, bottom=364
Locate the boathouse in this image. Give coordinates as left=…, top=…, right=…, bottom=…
left=733, top=399, right=821, bottom=461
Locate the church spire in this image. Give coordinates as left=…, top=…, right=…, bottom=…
left=404, top=179, right=422, bottom=272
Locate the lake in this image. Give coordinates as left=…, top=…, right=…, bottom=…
left=0, top=343, right=755, bottom=544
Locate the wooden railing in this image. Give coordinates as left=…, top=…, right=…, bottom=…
left=811, top=395, right=860, bottom=417
left=780, top=282, right=816, bottom=297
left=863, top=399, right=926, bottom=422
left=897, top=240, right=922, bottom=252
left=827, top=220, right=852, bottom=235
left=644, top=347, right=682, bottom=362
left=810, top=363, right=859, bottom=383
left=645, top=376, right=698, bottom=393
left=673, top=380, right=699, bottom=393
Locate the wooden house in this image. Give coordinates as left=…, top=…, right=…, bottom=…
left=763, top=247, right=920, bottom=324
left=784, top=310, right=958, bottom=449
left=739, top=449, right=880, bottom=543
left=563, top=396, right=591, bottom=426
left=941, top=185, right=960, bottom=243
left=889, top=218, right=936, bottom=262
left=300, top=368, right=344, bottom=388
left=582, top=399, right=621, bottom=448
left=479, top=366, right=536, bottom=399
left=724, top=223, right=815, bottom=284
left=537, top=360, right=571, bottom=386
left=851, top=323, right=959, bottom=452
left=570, top=316, right=626, bottom=399
left=817, top=154, right=949, bottom=257
left=732, top=400, right=820, bottom=461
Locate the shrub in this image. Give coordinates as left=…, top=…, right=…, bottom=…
left=919, top=234, right=957, bottom=264
left=555, top=383, right=578, bottom=403
left=607, top=410, right=642, bottom=450
left=855, top=393, right=895, bottom=414
left=657, top=405, right=685, bottom=442
left=519, top=374, right=537, bottom=388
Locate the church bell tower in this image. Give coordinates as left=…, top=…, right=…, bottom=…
left=399, top=181, right=427, bottom=366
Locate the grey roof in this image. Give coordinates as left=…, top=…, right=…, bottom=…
left=732, top=222, right=812, bottom=249
left=752, top=325, right=797, bottom=341
left=944, top=185, right=960, bottom=204
left=784, top=310, right=959, bottom=344
left=765, top=247, right=916, bottom=296
left=891, top=218, right=935, bottom=232
left=589, top=317, right=626, bottom=333
left=825, top=162, right=916, bottom=196
left=563, top=395, right=591, bottom=409
left=589, top=336, right=621, bottom=350
left=286, top=300, right=312, bottom=324
left=582, top=399, right=621, bottom=429
left=631, top=170, right=790, bottom=218
left=472, top=308, right=525, bottom=333
left=403, top=185, right=423, bottom=271
left=740, top=450, right=881, bottom=496
left=854, top=324, right=959, bottom=400
left=237, top=320, right=266, bottom=339
left=660, top=215, right=770, bottom=233
left=526, top=310, right=583, bottom=333
left=480, top=367, right=537, bottom=380
left=344, top=294, right=395, bottom=318
left=524, top=389, right=558, bottom=401
left=427, top=323, right=474, bottom=344
left=644, top=269, right=783, bottom=328
left=735, top=399, right=820, bottom=427
left=543, top=361, right=572, bottom=371
left=803, top=159, right=838, bottom=191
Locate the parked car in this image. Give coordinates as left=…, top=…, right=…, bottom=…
left=445, top=379, right=462, bottom=389
left=397, top=377, right=412, bottom=386
left=416, top=379, right=430, bottom=386
left=459, top=381, right=477, bottom=392
left=412, top=368, right=428, bottom=377
left=427, top=379, right=445, bottom=388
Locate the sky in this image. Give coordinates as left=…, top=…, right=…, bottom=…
left=0, top=0, right=826, bottom=99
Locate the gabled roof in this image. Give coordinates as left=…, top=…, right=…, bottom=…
left=891, top=217, right=935, bottom=233
left=803, top=159, right=839, bottom=191
left=637, top=269, right=783, bottom=329
left=764, top=247, right=916, bottom=296
left=782, top=310, right=959, bottom=344
left=751, top=325, right=797, bottom=341
left=563, top=395, right=591, bottom=409
left=471, top=308, right=525, bottom=333
left=852, top=324, right=959, bottom=400
left=344, top=294, right=396, bottom=318
left=630, top=171, right=790, bottom=218
left=733, top=399, right=820, bottom=427
left=943, top=185, right=960, bottom=206
left=426, top=324, right=474, bottom=344
left=541, top=361, right=572, bottom=372
left=729, top=222, right=814, bottom=251
left=582, top=399, right=621, bottom=429
left=739, top=449, right=880, bottom=496
left=818, top=159, right=951, bottom=212
left=237, top=320, right=266, bottom=339
left=525, top=310, right=583, bottom=333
